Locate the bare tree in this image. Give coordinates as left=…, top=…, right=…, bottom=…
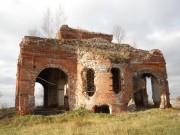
left=41, top=4, right=66, bottom=38
left=132, top=40, right=138, bottom=48
left=112, top=25, right=126, bottom=44
left=54, top=4, right=67, bottom=37
left=28, top=28, right=39, bottom=36
left=42, top=8, right=54, bottom=38
left=28, top=3, right=66, bottom=38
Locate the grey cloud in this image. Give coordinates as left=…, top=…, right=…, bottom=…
left=0, top=88, right=15, bottom=107
left=0, top=77, right=16, bottom=85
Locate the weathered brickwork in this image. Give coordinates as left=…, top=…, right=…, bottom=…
left=16, top=25, right=171, bottom=115
left=57, top=25, right=113, bottom=42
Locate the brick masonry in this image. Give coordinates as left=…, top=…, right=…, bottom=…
left=16, top=25, right=171, bottom=115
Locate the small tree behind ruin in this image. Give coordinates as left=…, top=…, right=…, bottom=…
left=41, top=8, right=54, bottom=38
left=28, top=3, right=66, bottom=38
left=28, top=28, right=40, bottom=37
left=112, top=25, right=126, bottom=44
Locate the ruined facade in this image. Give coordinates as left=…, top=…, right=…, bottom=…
left=16, top=25, right=171, bottom=115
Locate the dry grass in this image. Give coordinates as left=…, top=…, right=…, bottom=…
left=0, top=108, right=180, bottom=135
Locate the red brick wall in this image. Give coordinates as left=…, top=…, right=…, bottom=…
left=57, top=25, right=113, bottom=42
left=16, top=35, right=171, bottom=115
left=16, top=37, right=77, bottom=115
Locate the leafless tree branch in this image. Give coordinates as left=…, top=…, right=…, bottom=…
left=28, top=3, right=66, bottom=38
left=112, top=25, right=126, bottom=43
left=54, top=4, right=67, bottom=38
left=27, top=28, right=39, bottom=36
left=42, top=8, right=54, bottom=38
left=132, top=40, right=138, bottom=48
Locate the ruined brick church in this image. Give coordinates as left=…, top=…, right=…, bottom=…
left=15, top=25, right=171, bottom=115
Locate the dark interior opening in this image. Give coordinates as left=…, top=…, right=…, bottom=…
left=35, top=68, right=69, bottom=112
left=111, top=68, right=120, bottom=94
left=134, top=72, right=160, bottom=108
left=94, top=105, right=110, bottom=113
left=134, top=90, right=144, bottom=107
left=87, top=69, right=95, bottom=96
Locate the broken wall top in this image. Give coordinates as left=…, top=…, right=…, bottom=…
left=20, top=36, right=165, bottom=64
left=57, top=25, right=113, bottom=42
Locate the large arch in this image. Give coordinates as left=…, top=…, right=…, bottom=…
left=35, top=68, right=68, bottom=109
left=133, top=69, right=162, bottom=108
left=29, top=65, right=71, bottom=113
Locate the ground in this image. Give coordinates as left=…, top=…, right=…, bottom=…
left=0, top=107, right=179, bottom=135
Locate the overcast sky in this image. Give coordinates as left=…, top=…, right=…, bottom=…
left=0, top=0, right=179, bottom=107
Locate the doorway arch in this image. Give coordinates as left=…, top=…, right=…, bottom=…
left=35, top=67, right=69, bottom=110
left=133, top=69, right=161, bottom=108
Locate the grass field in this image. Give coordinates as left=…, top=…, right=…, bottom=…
left=0, top=108, right=180, bottom=135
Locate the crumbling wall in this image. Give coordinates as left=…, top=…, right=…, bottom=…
left=76, top=49, right=134, bottom=113
left=75, top=39, right=171, bottom=113
left=57, top=25, right=113, bottom=42
left=16, top=36, right=78, bottom=115
left=77, top=52, right=120, bottom=113
left=130, top=49, right=171, bottom=108
left=16, top=26, right=171, bottom=115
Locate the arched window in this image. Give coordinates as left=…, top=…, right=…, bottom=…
left=111, top=68, right=121, bottom=94
left=86, top=69, right=95, bottom=96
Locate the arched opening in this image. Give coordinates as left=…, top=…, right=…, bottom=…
left=146, top=77, right=153, bottom=105
left=133, top=72, right=161, bottom=108
left=86, top=69, right=95, bottom=96
left=94, top=105, right=110, bottom=113
left=35, top=68, right=69, bottom=112
left=111, top=68, right=121, bottom=94
left=34, top=82, right=44, bottom=109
